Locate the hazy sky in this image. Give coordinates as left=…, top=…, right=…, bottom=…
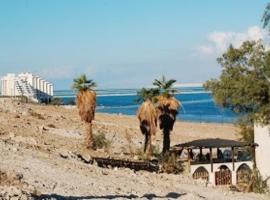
left=0, top=0, right=269, bottom=89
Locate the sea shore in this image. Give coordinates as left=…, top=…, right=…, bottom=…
left=0, top=98, right=268, bottom=200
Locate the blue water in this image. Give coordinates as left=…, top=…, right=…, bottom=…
left=54, top=87, right=238, bottom=123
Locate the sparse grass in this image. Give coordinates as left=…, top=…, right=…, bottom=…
left=124, top=129, right=135, bottom=156
left=47, top=124, right=56, bottom=128
left=18, top=96, right=29, bottom=103
left=135, top=148, right=147, bottom=161
left=28, top=109, right=45, bottom=120
left=152, top=145, right=160, bottom=157
left=49, top=97, right=63, bottom=106
left=159, top=153, right=183, bottom=174
left=93, top=132, right=111, bottom=150
left=0, top=171, right=23, bottom=187
left=250, top=169, right=269, bottom=194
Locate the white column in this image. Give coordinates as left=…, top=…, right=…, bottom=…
left=49, top=84, right=53, bottom=96
left=41, top=80, right=45, bottom=93
left=32, top=77, right=36, bottom=88
left=38, top=78, right=41, bottom=91
left=44, top=81, right=47, bottom=94
left=46, top=82, right=49, bottom=95
left=209, top=172, right=216, bottom=186
left=231, top=171, right=237, bottom=185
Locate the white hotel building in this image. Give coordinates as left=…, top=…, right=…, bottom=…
left=0, top=72, right=53, bottom=102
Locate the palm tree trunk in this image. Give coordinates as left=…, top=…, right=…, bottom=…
left=162, top=128, right=170, bottom=154
left=144, top=133, right=150, bottom=152
left=145, top=134, right=153, bottom=159
left=85, top=122, right=94, bottom=149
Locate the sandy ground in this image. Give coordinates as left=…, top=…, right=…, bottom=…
left=0, top=98, right=269, bottom=200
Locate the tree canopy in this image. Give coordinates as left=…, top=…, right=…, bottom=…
left=153, top=75, right=178, bottom=98
left=136, top=88, right=160, bottom=103
left=204, top=41, right=270, bottom=125
left=262, top=2, right=270, bottom=28
left=72, top=74, right=97, bottom=92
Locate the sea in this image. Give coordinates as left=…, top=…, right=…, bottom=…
left=54, top=86, right=238, bottom=124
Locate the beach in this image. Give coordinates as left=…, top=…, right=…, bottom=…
left=0, top=98, right=268, bottom=200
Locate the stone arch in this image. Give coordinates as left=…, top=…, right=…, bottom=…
left=218, top=165, right=230, bottom=170
left=237, top=164, right=252, bottom=185
left=192, top=166, right=209, bottom=181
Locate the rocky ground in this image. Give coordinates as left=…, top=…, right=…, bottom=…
left=0, top=98, right=269, bottom=200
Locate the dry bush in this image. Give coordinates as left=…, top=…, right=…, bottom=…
left=0, top=171, right=23, bottom=187
left=18, top=96, right=29, bottom=103
left=152, top=145, right=160, bottom=157
left=47, top=124, right=56, bottom=128
left=124, top=129, right=135, bottom=156
left=93, top=132, right=111, bottom=150
left=134, top=148, right=147, bottom=161
left=249, top=169, right=269, bottom=194
left=49, top=97, right=63, bottom=106
left=159, top=153, right=183, bottom=174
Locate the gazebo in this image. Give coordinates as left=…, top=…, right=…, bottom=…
left=171, top=138, right=256, bottom=186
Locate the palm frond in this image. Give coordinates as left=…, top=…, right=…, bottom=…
left=72, top=74, right=97, bottom=92
left=136, top=88, right=160, bottom=103
left=153, top=76, right=178, bottom=97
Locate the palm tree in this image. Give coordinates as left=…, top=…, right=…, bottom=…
left=153, top=76, right=180, bottom=154
left=136, top=88, right=158, bottom=159
left=72, top=74, right=97, bottom=149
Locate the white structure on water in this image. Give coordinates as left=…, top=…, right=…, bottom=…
left=254, top=124, right=270, bottom=185
left=0, top=72, right=53, bottom=102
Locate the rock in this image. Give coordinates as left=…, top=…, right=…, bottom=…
left=81, top=154, right=92, bottom=163
left=133, top=156, right=139, bottom=160
left=14, top=115, right=20, bottom=119
left=59, top=151, right=69, bottom=159
left=9, top=132, right=15, bottom=138
left=16, top=173, right=23, bottom=180
left=101, top=170, right=109, bottom=175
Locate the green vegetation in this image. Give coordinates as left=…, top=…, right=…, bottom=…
left=72, top=74, right=97, bottom=92
left=136, top=88, right=159, bottom=103
left=153, top=75, right=178, bottom=98
left=203, top=33, right=270, bottom=193
left=204, top=41, right=270, bottom=137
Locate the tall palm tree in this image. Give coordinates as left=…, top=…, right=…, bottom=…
left=136, top=88, right=159, bottom=158
left=153, top=76, right=180, bottom=154
left=72, top=74, right=97, bottom=149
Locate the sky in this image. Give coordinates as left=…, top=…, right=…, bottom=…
left=0, top=0, right=269, bottom=89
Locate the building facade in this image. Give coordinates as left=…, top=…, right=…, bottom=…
left=0, top=72, right=53, bottom=102
left=254, top=124, right=270, bottom=185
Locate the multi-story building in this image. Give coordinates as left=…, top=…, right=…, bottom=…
left=0, top=72, right=53, bottom=102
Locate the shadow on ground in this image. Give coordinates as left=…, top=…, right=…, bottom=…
left=34, top=192, right=186, bottom=199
